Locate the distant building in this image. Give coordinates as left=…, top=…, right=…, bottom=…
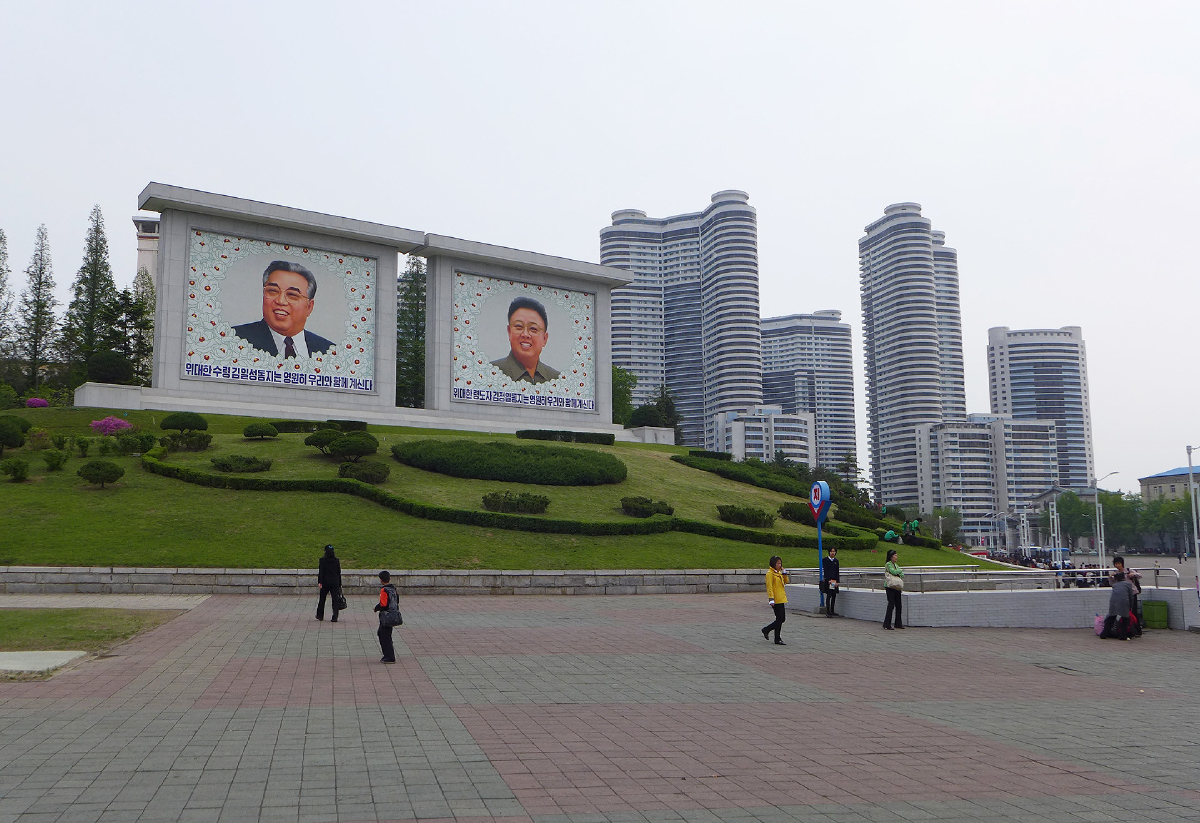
left=916, top=414, right=1058, bottom=548
left=988, top=326, right=1094, bottom=492
left=860, top=203, right=966, bottom=510
left=712, top=405, right=815, bottom=465
left=761, top=311, right=857, bottom=473
left=601, top=191, right=762, bottom=447
left=133, top=215, right=160, bottom=278
left=1140, top=467, right=1199, bottom=502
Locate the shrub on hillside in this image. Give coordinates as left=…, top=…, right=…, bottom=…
left=87, top=350, right=135, bottom=384
left=338, top=460, right=390, bottom=484
left=671, top=455, right=809, bottom=497
left=116, top=433, right=158, bottom=455
left=688, top=450, right=732, bottom=461
left=269, top=420, right=320, bottom=434
left=516, top=430, right=616, bottom=446
left=620, top=496, right=674, bottom=517
left=0, top=418, right=25, bottom=457
left=90, top=416, right=133, bottom=437
left=243, top=423, right=279, bottom=440
left=482, top=491, right=551, bottom=513
left=25, top=397, right=48, bottom=408
left=1, top=457, right=29, bottom=482
left=717, top=505, right=776, bottom=529
left=778, top=501, right=817, bottom=526
left=78, top=460, right=124, bottom=488
left=211, top=455, right=273, bottom=473
left=160, top=432, right=213, bottom=452
left=304, top=428, right=342, bottom=454
left=328, top=419, right=368, bottom=432
left=0, top=384, right=16, bottom=410
left=75, top=437, right=93, bottom=457
left=51, top=434, right=68, bottom=449
left=0, top=415, right=32, bottom=433
left=391, top=439, right=627, bottom=486
left=25, top=428, right=51, bottom=450
left=160, top=412, right=208, bottom=433
left=832, top=503, right=889, bottom=530
left=43, top=449, right=70, bottom=471
left=328, top=432, right=379, bottom=463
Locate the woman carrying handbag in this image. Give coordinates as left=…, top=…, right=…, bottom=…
left=883, top=549, right=905, bottom=630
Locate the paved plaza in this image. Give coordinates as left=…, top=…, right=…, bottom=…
left=2, top=592, right=1199, bottom=822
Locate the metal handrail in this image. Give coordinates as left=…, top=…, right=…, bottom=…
left=784, top=565, right=1181, bottom=592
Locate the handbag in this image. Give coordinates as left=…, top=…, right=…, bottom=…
left=335, top=592, right=348, bottom=611
left=381, top=608, right=403, bottom=627
left=884, top=571, right=904, bottom=591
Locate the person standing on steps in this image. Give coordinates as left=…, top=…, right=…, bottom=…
left=883, top=549, right=905, bottom=630
left=822, top=546, right=841, bottom=617
left=315, top=544, right=342, bottom=622
left=762, top=555, right=790, bottom=645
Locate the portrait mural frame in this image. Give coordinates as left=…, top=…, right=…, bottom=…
left=181, top=229, right=378, bottom=395
left=450, top=271, right=598, bottom=413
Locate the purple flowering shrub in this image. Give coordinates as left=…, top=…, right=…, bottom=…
left=90, top=416, right=133, bottom=437
left=25, top=397, right=49, bottom=408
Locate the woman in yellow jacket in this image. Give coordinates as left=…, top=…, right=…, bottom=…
left=762, top=555, right=790, bottom=645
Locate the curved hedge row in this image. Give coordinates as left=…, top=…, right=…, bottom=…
left=392, top=439, right=627, bottom=486
left=670, top=455, right=808, bottom=497
left=673, top=519, right=877, bottom=551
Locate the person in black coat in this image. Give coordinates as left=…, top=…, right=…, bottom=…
left=316, top=544, right=342, bottom=622
left=822, top=547, right=841, bottom=617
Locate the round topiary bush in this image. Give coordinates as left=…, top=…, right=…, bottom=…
left=243, top=423, right=279, bottom=440
left=328, top=432, right=379, bottom=463
left=87, top=350, right=135, bottom=384
left=338, top=459, right=390, bottom=484
left=160, top=412, right=208, bottom=433
left=24, top=397, right=49, bottom=408
left=304, top=428, right=342, bottom=454
left=78, top=460, right=125, bottom=489
left=391, top=439, right=627, bottom=486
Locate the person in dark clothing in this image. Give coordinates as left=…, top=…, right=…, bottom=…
left=1101, top=571, right=1136, bottom=640
left=822, top=547, right=841, bottom=617
left=1112, top=556, right=1143, bottom=637
left=373, top=570, right=399, bottom=663
left=315, top=544, right=342, bottom=622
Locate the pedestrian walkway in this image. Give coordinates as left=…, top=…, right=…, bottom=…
left=1, top=592, right=1198, bottom=822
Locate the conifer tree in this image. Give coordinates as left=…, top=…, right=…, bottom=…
left=0, top=228, right=14, bottom=357
left=395, top=255, right=426, bottom=408
left=131, top=266, right=155, bottom=384
left=61, top=205, right=119, bottom=385
left=16, top=225, right=58, bottom=389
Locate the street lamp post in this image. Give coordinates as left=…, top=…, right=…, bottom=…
left=1093, top=471, right=1118, bottom=567
left=1187, top=447, right=1199, bottom=612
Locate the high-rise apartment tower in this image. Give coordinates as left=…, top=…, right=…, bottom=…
left=987, top=326, right=1094, bottom=491
left=601, top=191, right=762, bottom=446
left=761, top=311, right=857, bottom=473
left=859, top=203, right=966, bottom=510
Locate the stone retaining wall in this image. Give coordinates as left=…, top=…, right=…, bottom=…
left=0, top=567, right=765, bottom=597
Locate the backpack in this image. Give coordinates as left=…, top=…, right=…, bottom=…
left=380, top=586, right=403, bottom=627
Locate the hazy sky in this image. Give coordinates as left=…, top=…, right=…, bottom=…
left=2, top=1, right=1197, bottom=491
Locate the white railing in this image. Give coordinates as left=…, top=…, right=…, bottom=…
left=784, top=565, right=1180, bottom=593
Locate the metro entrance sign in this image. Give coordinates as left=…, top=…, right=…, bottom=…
left=811, top=481, right=832, bottom=609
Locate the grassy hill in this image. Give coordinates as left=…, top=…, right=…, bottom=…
left=0, top=407, right=989, bottom=571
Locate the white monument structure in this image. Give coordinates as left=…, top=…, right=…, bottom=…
left=76, top=183, right=648, bottom=439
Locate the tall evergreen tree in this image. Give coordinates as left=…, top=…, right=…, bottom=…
left=131, top=266, right=155, bottom=384
left=611, top=365, right=636, bottom=426
left=16, top=225, right=58, bottom=389
left=61, top=205, right=119, bottom=385
left=395, top=255, right=426, bottom=408
left=0, top=228, right=14, bottom=357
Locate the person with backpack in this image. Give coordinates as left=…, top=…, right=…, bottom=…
left=315, top=544, right=342, bottom=622
left=1101, top=571, right=1136, bottom=640
left=373, top=570, right=401, bottom=663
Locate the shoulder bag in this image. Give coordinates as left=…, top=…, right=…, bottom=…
left=884, top=571, right=904, bottom=591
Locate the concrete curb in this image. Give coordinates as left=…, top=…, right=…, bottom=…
left=0, top=566, right=767, bottom=597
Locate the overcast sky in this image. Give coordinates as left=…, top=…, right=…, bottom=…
left=2, top=1, right=1197, bottom=491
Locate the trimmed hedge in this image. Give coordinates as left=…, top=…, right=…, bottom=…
left=673, top=518, right=877, bottom=551
left=270, top=420, right=320, bottom=434
left=160, top=412, right=208, bottom=433
left=672, top=455, right=809, bottom=497
left=620, top=496, right=674, bottom=518
left=160, top=432, right=213, bottom=452
left=688, top=450, right=732, bottom=461
left=141, top=454, right=664, bottom=535
left=718, top=505, right=776, bottom=528
left=328, top=419, right=368, bottom=432
left=482, top=491, right=551, bottom=514
left=211, top=455, right=273, bottom=473
left=392, top=439, right=627, bottom=486
left=338, top=460, right=390, bottom=484
left=832, top=504, right=890, bottom=531
left=243, top=423, right=279, bottom=440
left=515, top=429, right=616, bottom=446
left=778, top=501, right=817, bottom=526
left=116, top=432, right=158, bottom=455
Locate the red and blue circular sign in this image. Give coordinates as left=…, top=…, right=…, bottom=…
left=809, top=481, right=831, bottom=523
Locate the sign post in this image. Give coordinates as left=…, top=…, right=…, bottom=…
left=810, top=481, right=832, bottom=608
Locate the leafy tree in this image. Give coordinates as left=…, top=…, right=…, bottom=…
left=160, top=411, right=208, bottom=433
left=15, top=225, right=58, bottom=389
left=61, top=206, right=119, bottom=386
left=395, top=255, right=426, bottom=408
left=77, top=459, right=124, bottom=488
left=612, top=365, right=636, bottom=426
left=628, top=404, right=666, bottom=428
left=925, top=507, right=961, bottom=543
left=0, top=228, right=14, bottom=359
left=1099, top=491, right=1142, bottom=549
left=629, top=385, right=681, bottom=434
left=87, top=350, right=134, bottom=384
left=0, top=417, right=23, bottom=456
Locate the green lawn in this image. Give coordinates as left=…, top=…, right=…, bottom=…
left=0, top=406, right=997, bottom=571
left=0, top=608, right=181, bottom=653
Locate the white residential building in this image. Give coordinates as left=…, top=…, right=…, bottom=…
left=860, top=203, right=966, bottom=511
left=761, top=311, right=857, bottom=473
left=712, top=405, right=815, bottom=466
left=601, top=191, right=762, bottom=447
left=988, top=326, right=1094, bottom=492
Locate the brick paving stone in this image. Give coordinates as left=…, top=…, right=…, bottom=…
left=3, top=593, right=1200, bottom=821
